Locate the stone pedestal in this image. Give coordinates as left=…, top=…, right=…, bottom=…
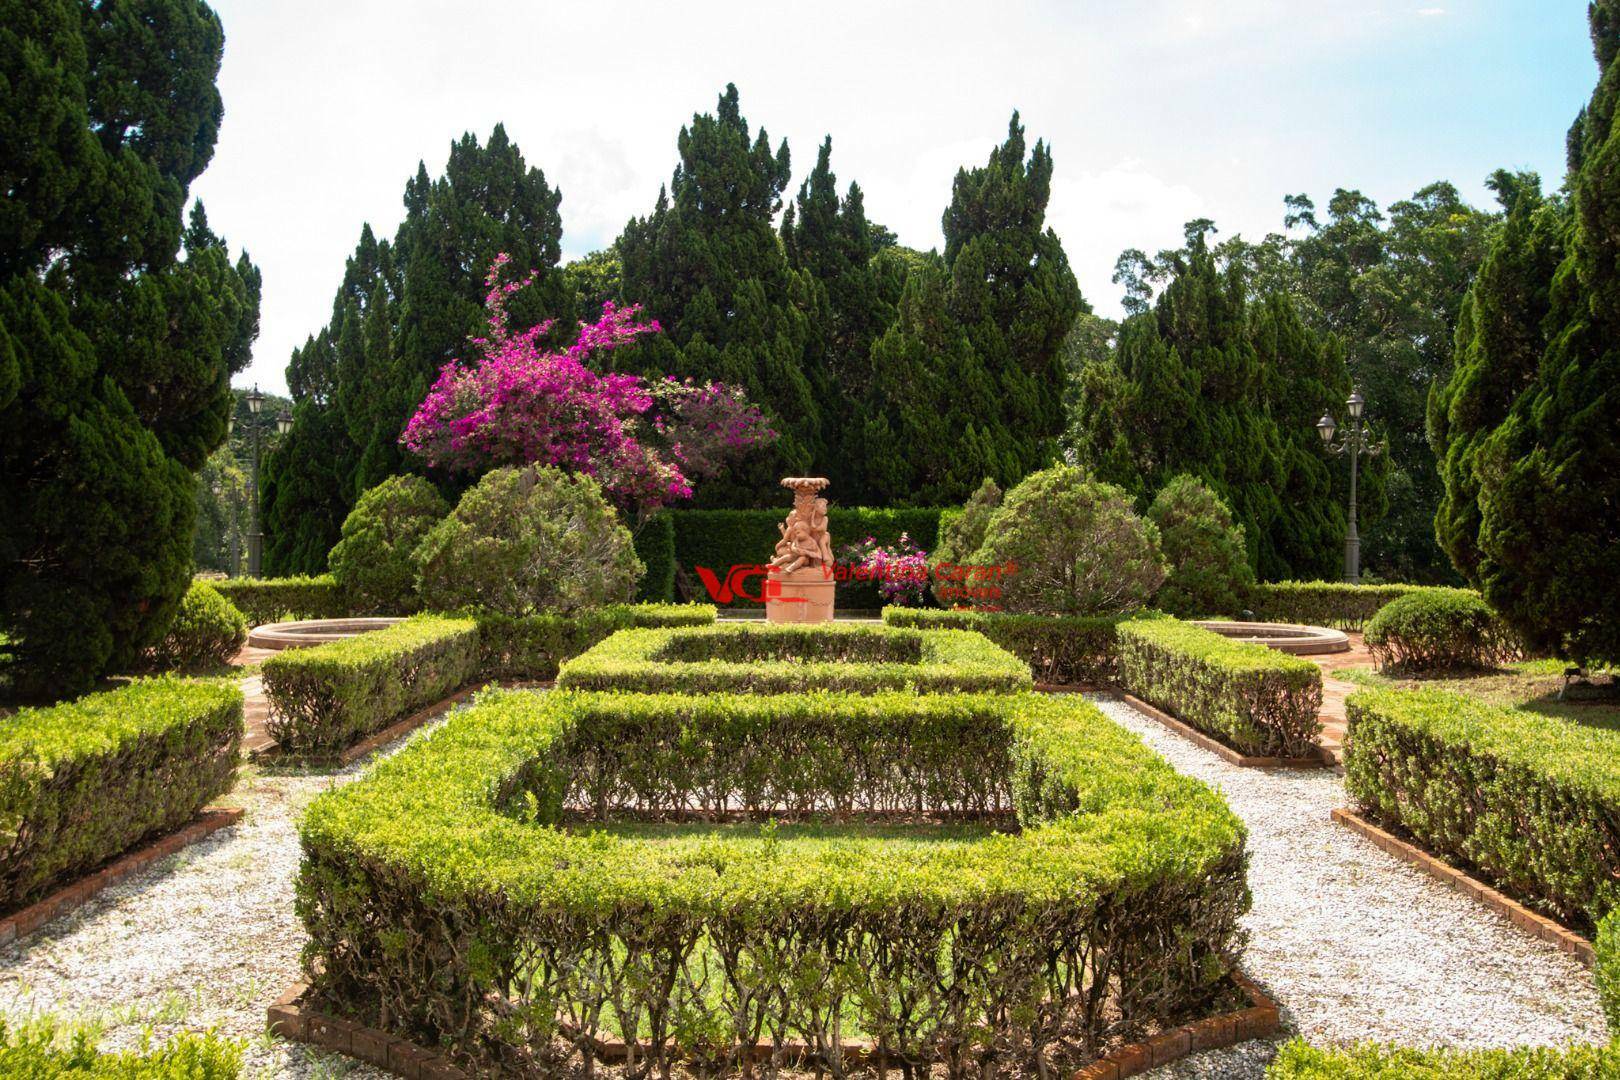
left=766, top=567, right=836, bottom=624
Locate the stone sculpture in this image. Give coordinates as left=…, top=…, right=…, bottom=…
left=767, top=477, right=835, bottom=623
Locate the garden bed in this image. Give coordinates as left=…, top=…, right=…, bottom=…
left=881, top=607, right=1162, bottom=686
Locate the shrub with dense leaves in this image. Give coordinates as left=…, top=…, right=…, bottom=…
left=930, top=477, right=1002, bottom=606
left=0, top=1018, right=242, bottom=1079
left=1118, top=619, right=1323, bottom=758
left=260, top=615, right=480, bottom=755
left=557, top=623, right=1033, bottom=695
left=839, top=532, right=930, bottom=607
left=297, top=689, right=1247, bottom=1076
left=1247, top=581, right=1430, bottom=631
left=884, top=607, right=1166, bottom=686
left=1364, top=587, right=1517, bottom=673
left=327, top=476, right=448, bottom=614
left=210, top=574, right=348, bottom=625
left=146, top=582, right=248, bottom=671
left=969, top=465, right=1166, bottom=615
left=415, top=465, right=642, bottom=617
left=1265, top=1038, right=1620, bottom=1079
left=1345, top=685, right=1620, bottom=933
left=474, top=603, right=716, bottom=679
left=1598, top=909, right=1620, bottom=1034
left=1, top=678, right=241, bottom=910
left=1147, top=475, right=1254, bottom=618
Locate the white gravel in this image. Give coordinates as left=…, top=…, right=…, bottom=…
left=1086, top=693, right=1611, bottom=1080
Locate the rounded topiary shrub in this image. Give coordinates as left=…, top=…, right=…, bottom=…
left=930, top=477, right=1002, bottom=607
left=328, top=475, right=449, bottom=614
left=969, top=465, right=1166, bottom=615
left=1364, top=587, right=1516, bottom=673
left=1148, top=474, right=1255, bottom=618
left=147, top=581, right=249, bottom=671
left=416, top=465, right=642, bottom=617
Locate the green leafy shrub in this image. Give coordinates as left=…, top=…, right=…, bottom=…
left=1148, top=475, right=1254, bottom=618
left=1364, top=587, right=1517, bottom=673
left=1597, top=909, right=1620, bottom=1034
left=1345, top=685, right=1620, bottom=933
left=209, top=574, right=348, bottom=625
left=1266, top=1038, right=1620, bottom=1078
left=632, top=513, right=677, bottom=602
left=327, top=476, right=449, bottom=615
left=0, top=678, right=242, bottom=910
left=297, top=689, right=1247, bottom=1074
left=260, top=615, right=480, bottom=755
left=1247, top=581, right=1430, bottom=631
left=556, top=623, right=1032, bottom=695
left=0, top=1018, right=242, bottom=1079
left=146, top=582, right=248, bottom=671
left=474, top=602, right=716, bottom=679
left=1118, top=619, right=1323, bottom=758
left=929, top=478, right=1001, bottom=606
left=415, top=466, right=641, bottom=617
left=969, top=465, right=1166, bottom=615
left=883, top=607, right=1166, bottom=685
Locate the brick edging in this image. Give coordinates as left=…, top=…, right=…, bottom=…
left=269, top=970, right=1278, bottom=1080
left=1331, top=807, right=1595, bottom=967
left=1119, top=694, right=1327, bottom=769
left=253, top=684, right=487, bottom=767
left=0, top=807, right=243, bottom=946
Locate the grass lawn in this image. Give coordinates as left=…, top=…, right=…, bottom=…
left=1344, top=659, right=1620, bottom=729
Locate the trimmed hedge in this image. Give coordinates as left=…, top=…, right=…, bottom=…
left=0, top=1018, right=242, bottom=1078
left=557, top=623, right=1033, bottom=695
left=670, top=506, right=944, bottom=608
left=632, top=513, right=677, bottom=602
left=1118, top=619, right=1323, bottom=758
left=209, top=574, right=349, bottom=625
left=473, top=602, right=716, bottom=679
left=882, top=607, right=1166, bottom=685
left=261, top=615, right=480, bottom=755
left=1266, top=1039, right=1620, bottom=1079
left=1363, top=587, right=1517, bottom=673
left=298, top=689, right=1248, bottom=1074
left=147, top=581, right=248, bottom=671
left=0, top=677, right=242, bottom=911
left=1247, top=581, right=1431, bottom=632
left=1345, top=685, right=1620, bottom=933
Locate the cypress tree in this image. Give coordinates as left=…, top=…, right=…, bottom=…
left=1, top=0, right=258, bottom=698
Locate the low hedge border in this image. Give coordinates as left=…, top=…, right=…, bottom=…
left=882, top=607, right=1165, bottom=686
left=0, top=1017, right=243, bottom=1079
left=1344, top=685, right=1620, bottom=935
left=0, top=677, right=242, bottom=912
left=297, top=688, right=1248, bottom=1075
left=1246, top=581, right=1432, bottom=632
left=1265, top=1038, right=1620, bottom=1078
left=210, top=574, right=349, bottom=625
left=473, top=603, right=715, bottom=679
left=1117, top=620, right=1323, bottom=759
left=261, top=615, right=480, bottom=756
left=556, top=623, right=1033, bottom=695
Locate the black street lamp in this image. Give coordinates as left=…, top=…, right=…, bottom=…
left=1316, top=389, right=1379, bottom=584
left=245, top=386, right=265, bottom=578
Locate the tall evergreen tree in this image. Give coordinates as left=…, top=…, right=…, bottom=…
left=1, top=0, right=258, bottom=698
left=1433, top=4, right=1620, bottom=664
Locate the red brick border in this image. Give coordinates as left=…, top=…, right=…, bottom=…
left=0, top=807, right=243, bottom=946
left=1331, top=807, right=1595, bottom=967
left=269, top=970, right=1277, bottom=1079
left=1120, top=693, right=1328, bottom=769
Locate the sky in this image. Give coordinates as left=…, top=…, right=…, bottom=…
left=191, top=0, right=1596, bottom=396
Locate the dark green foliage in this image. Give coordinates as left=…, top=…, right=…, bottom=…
left=1599, top=909, right=1620, bottom=1033
left=297, top=688, right=1246, bottom=1073
left=266, top=126, right=569, bottom=570
left=1344, top=685, right=1620, bottom=932
left=0, top=1, right=259, bottom=699
left=556, top=624, right=1033, bottom=695
left=0, top=677, right=241, bottom=910
left=0, top=1018, right=242, bottom=1079
left=1431, top=8, right=1620, bottom=664
left=1118, top=619, right=1324, bottom=758
left=1266, top=1038, right=1620, bottom=1079
left=631, top=514, right=676, bottom=602
left=209, top=574, right=347, bottom=625
left=327, top=475, right=448, bottom=614
left=929, top=477, right=1001, bottom=606
left=1148, top=475, right=1254, bottom=618
left=260, top=614, right=480, bottom=755
left=969, top=465, right=1166, bottom=615
left=415, top=466, right=642, bottom=617
left=883, top=607, right=1166, bottom=686
left=1246, top=580, right=1432, bottom=632
left=146, top=581, right=247, bottom=671
left=473, top=603, right=715, bottom=680
left=1363, top=588, right=1518, bottom=673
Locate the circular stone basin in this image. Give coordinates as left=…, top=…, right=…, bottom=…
left=247, top=617, right=403, bottom=651
left=1191, top=620, right=1349, bottom=656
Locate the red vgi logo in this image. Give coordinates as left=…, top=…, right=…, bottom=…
left=694, top=564, right=808, bottom=604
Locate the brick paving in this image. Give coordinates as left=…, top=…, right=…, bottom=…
left=1309, top=632, right=1373, bottom=765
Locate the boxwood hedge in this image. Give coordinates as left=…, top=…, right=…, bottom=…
left=473, top=603, right=715, bottom=679
left=1246, top=581, right=1431, bottom=632
left=297, top=689, right=1248, bottom=1075
left=1266, top=1038, right=1620, bottom=1079
left=1363, top=588, right=1518, bottom=673
left=209, top=574, right=348, bottom=625
left=556, top=623, right=1033, bottom=695
left=261, top=614, right=480, bottom=755
left=0, top=1018, right=242, bottom=1079
left=1, top=677, right=242, bottom=911
left=1345, top=685, right=1620, bottom=933
left=1117, top=619, right=1323, bottom=758
left=882, top=607, right=1166, bottom=685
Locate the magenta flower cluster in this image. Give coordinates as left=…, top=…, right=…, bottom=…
left=838, top=532, right=931, bottom=606
left=400, top=254, right=775, bottom=514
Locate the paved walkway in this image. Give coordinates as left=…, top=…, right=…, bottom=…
left=1309, top=633, right=1373, bottom=765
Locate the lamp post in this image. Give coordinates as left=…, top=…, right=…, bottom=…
left=1316, top=389, right=1379, bottom=584
left=245, top=386, right=265, bottom=577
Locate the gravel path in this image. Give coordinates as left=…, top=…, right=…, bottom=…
left=1087, top=693, right=1611, bottom=1079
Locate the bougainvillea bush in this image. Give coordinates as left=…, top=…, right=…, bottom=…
left=400, top=255, right=775, bottom=516
left=839, top=532, right=930, bottom=606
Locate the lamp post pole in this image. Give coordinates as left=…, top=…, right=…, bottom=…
left=246, top=386, right=264, bottom=578
left=1317, top=390, right=1376, bottom=584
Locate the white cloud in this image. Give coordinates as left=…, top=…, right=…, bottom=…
left=1417, top=7, right=1448, bottom=16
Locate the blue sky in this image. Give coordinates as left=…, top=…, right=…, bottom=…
left=191, top=1, right=1596, bottom=396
